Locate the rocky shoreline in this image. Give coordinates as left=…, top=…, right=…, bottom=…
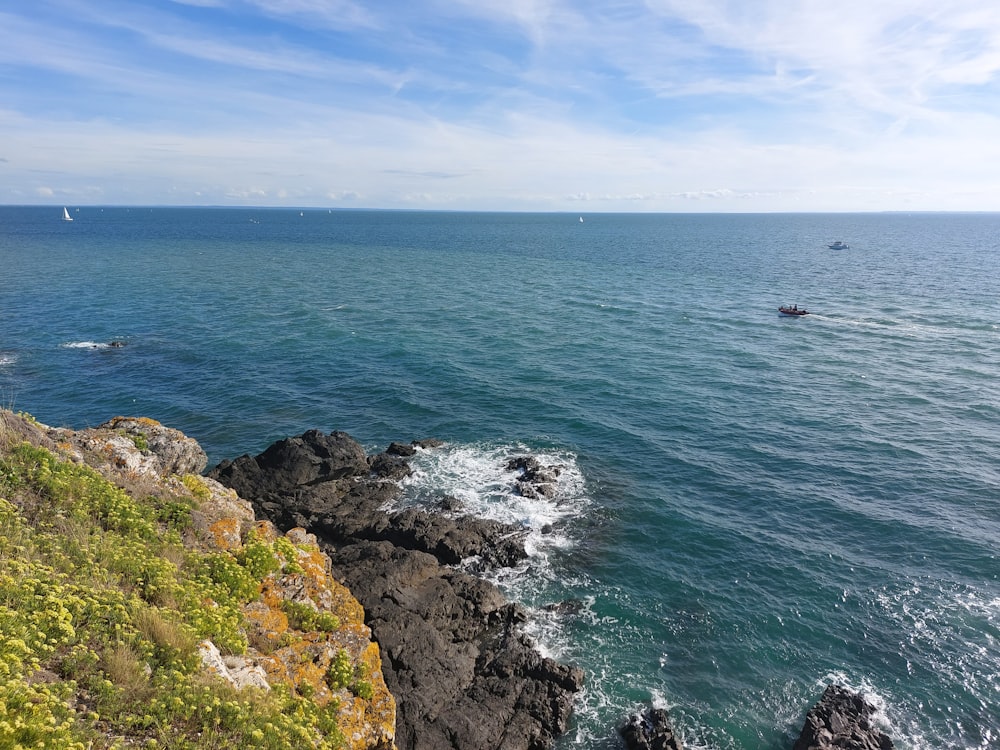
left=209, top=429, right=584, bottom=750
left=208, top=428, right=897, bottom=750
left=0, top=412, right=902, bottom=749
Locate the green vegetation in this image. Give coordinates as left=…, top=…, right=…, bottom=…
left=282, top=600, right=340, bottom=634
left=325, top=650, right=373, bottom=700
left=0, top=431, right=348, bottom=749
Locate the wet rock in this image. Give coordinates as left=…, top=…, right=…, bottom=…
left=543, top=599, right=586, bottom=617
left=438, top=494, right=464, bottom=513
left=620, top=707, right=683, bottom=750
left=507, top=454, right=564, bottom=499
left=793, top=684, right=894, bottom=750
left=210, top=430, right=582, bottom=750
left=385, top=441, right=417, bottom=457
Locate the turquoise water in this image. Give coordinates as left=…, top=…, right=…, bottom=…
left=2, top=206, right=998, bottom=749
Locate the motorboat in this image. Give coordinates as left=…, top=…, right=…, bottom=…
left=828, top=241, right=849, bottom=249
left=778, top=305, right=809, bottom=317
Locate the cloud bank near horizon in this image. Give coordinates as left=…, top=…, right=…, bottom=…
left=2, top=0, right=1000, bottom=211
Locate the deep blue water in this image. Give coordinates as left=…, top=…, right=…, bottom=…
left=2, top=206, right=998, bottom=749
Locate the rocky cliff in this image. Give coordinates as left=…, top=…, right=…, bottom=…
left=0, top=412, right=395, bottom=749
left=210, top=428, right=585, bottom=750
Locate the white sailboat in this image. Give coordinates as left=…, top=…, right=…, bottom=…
left=62, top=207, right=73, bottom=222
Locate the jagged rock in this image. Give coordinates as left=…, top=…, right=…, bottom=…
left=620, top=707, right=683, bottom=750
left=211, top=431, right=529, bottom=568
left=543, top=599, right=586, bottom=617
left=385, top=442, right=417, bottom=457
left=794, top=684, right=894, bottom=750
left=47, top=416, right=207, bottom=478
left=438, top=494, right=464, bottom=513
left=198, top=640, right=270, bottom=692
left=330, top=540, right=583, bottom=750
left=210, top=429, right=583, bottom=750
left=368, top=451, right=412, bottom=480
left=412, top=438, right=445, bottom=449
left=214, top=429, right=370, bottom=494
left=506, top=454, right=563, bottom=499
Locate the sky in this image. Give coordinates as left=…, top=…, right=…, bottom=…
left=2, top=1, right=1000, bottom=212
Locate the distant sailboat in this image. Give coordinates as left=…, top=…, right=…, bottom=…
left=62, top=207, right=73, bottom=222
left=579, top=216, right=584, bottom=223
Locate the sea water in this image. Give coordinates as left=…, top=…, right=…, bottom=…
left=1, top=206, right=998, bottom=749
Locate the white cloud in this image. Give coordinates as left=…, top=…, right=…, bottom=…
left=1, top=1, right=1000, bottom=210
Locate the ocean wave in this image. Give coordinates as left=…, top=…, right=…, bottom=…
left=393, top=440, right=593, bottom=659
left=395, top=440, right=590, bottom=557
left=61, top=340, right=123, bottom=350
left=866, top=581, right=1000, bottom=749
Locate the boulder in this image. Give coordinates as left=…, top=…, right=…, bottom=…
left=46, top=416, right=207, bottom=478
left=794, top=684, right=894, bottom=750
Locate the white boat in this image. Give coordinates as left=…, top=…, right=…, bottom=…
left=62, top=207, right=73, bottom=222
left=828, top=240, right=848, bottom=250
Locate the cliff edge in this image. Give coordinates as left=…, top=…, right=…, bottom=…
left=0, top=411, right=395, bottom=749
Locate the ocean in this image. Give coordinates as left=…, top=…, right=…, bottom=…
left=1, top=206, right=997, bottom=749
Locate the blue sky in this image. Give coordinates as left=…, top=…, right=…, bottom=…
left=3, top=0, right=1000, bottom=211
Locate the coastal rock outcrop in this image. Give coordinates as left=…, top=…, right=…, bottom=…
left=1, top=411, right=396, bottom=750
left=48, top=415, right=208, bottom=478
left=209, top=429, right=584, bottom=750
left=620, top=706, right=684, bottom=750
left=794, top=684, right=894, bottom=750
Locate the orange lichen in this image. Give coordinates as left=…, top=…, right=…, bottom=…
left=251, top=520, right=279, bottom=543
left=207, top=517, right=243, bottom=552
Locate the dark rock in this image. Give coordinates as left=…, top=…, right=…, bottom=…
left=793, top=684, right=894, bottom=750
left=209, top=430, right=581, bottom=750
left=368, top=452, right=413, bottom=480
left=543, top=599, right=586, bottom=617
left=212, top=430, right=369, bottom=496
left=412, top=438, right=445, bottom=449
left=620, top=707, right=683, bottom=750
left=507, top=454, right=563, bottom=499
left=438, top=495, right=464, bottom=513
left=385, top=441, right=417, bottom=457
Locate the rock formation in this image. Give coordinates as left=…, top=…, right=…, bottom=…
left=620, top=706, right=684, bottom=750
left=3, top=412, right=396, bottom=749
left=794, top=684, right=894, bottom=750
left=210, top=429, right=584, bottom=750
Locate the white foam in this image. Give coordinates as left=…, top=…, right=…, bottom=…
left=395, top=441, right=590, bottom=562
left=393, top=440, right=593, bottom=660
left=62, top=340, right=110, bottom=349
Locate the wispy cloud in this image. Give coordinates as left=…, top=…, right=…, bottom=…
left=1, top=0, right=999, bottom=210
